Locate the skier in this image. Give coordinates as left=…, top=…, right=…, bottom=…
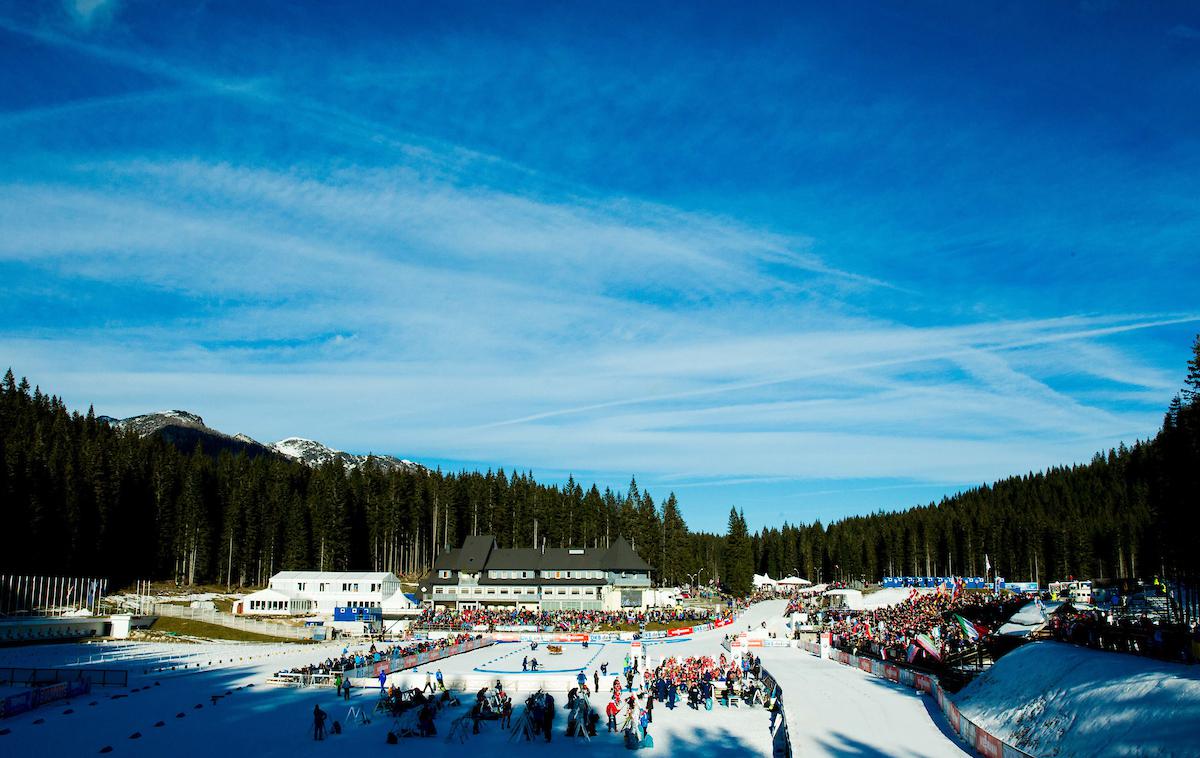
left=594, top=670, right=600, bottom=693
left=334, top=672, right=343, bottom=698
left=424, top=671, right=435, bottom=694
left=343, top=678, right=352, bottom=701
left=436, top=669, right=445, bottom=691
left=523, top=656, right=529, bottom=672
left=378, top=670, right=387, bottom=692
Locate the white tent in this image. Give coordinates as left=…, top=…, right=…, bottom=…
left=753, top=574, right=779, bottom=589
left=778, top=576, right=812, bottom=586
left=381, top=589, right=421, bottom=616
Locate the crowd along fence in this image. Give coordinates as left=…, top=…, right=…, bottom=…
left=345, top=636, right=496, bottom=682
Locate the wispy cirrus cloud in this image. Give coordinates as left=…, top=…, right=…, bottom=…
left=2, top=2, right=1198, bottom=531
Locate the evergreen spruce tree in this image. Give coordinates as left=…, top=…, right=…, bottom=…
left=723, top=507, right=754, bottom=596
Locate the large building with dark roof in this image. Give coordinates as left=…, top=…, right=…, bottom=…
left=428, top=535, right=653, bottom=611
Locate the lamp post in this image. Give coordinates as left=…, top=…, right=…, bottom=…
left=685, top=568, right=706, bottom=592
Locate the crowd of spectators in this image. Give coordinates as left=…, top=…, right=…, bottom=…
left=822, top=591, right=1019, bottom=665
left=281, top=632, right=477, bottom=677
left=1046, top=607, right=1200, bottom=664
left=412, top=606, right=724, bottom=632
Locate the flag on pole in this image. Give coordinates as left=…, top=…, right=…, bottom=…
left=906, top=643, right=919, bottom=663
left=985, top=554, right=991, bottom=573
left=915, top=633, right=941, bottom=660
left=954, top=614, right=985, bottom=642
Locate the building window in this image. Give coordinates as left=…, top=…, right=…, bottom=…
left=297, top=583, right=306, bottom=591
left=439, top=570, right=450, bottom=578
left=319, top=583, right=326, bottom=592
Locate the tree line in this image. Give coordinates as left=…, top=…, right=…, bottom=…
left=747, top=336, right=1200, bottom=589
left=1, top=335, right=1197, bottom=595
left=0, top=370, right=708, bottom=589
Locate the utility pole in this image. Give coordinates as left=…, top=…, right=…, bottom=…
left=227, top=532, right=234, bottom=592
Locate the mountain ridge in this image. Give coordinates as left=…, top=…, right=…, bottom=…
left=104, top=410, right=422, bottom=473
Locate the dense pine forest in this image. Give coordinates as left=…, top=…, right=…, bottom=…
left=1, top=336, right=1197, bottom=595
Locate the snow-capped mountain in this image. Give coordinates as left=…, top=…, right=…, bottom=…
left=105, top=410, right=277, bottom=459
left=101, top=410, right=421, bottom=472
left=117, top=410, right=208, bottom=436
left=271, top=437, right=422, bottom=473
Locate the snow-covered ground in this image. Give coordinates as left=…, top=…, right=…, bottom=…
left=0, top=601, right=972, bottom=757
left=860, top=587, right=927, bottom=610
left=954, top=640, right=1200, bottom=757
left=997, top=599, right=1062, bottom=638
left=754, top=598, right=969, bottom=758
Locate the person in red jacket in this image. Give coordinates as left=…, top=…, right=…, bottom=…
left=605, top=699, right=619, bottom=732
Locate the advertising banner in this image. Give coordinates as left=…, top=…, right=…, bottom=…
left=975, top=727, right=1004, bottom=758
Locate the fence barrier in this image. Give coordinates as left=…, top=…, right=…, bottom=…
left=0, top=678, right=92, bottom=719
left=758, top=665, right=792, bottom=758
left=152, top=604, right=312, bottom=640
left=0, top=666, right=127, bottom=687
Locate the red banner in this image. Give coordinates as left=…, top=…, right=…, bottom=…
left=667, top=627, right=693, bottom=637
left=975, top=728, right=1003, bottom=758
left=553, top=633, right=588, bottom=642
left=883, top=665, right=900, bottom=682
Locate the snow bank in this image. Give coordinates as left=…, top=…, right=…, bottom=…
left=997, top=600, right=1062, bottom=638
left=860, top=587, right=924, bottom=609
left=954, top=641, right=1200, bottom=757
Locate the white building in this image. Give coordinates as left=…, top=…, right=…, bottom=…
left=234, top=571, right=402, bottom=616
left=428, top=535, right=653, bottom=612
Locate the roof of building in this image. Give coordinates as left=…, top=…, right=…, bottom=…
left=604, top=537, right=652, bottom=571
left=483, top=547, right=543, bottom=570
left=271, top=571, right=398, bottom=582
left=431, top=535, right=652, bottom=576
left=243, top=586, right=302, bottom=600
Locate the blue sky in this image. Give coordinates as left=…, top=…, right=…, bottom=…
left=2, top=1, right=1198, bottom=533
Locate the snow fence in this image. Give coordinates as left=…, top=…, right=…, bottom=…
left=814, top=647, right=1035, bottom=758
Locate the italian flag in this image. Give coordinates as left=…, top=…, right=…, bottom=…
left=954, top=614, right=986, bottom=642
left=914, top=633, right=941, bottom=661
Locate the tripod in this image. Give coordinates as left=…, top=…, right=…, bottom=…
left=508, top=707, right=539, bottom=742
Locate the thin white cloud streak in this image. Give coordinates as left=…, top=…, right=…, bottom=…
left=0, top=88, right=199, bottom=130
left=477, top=314, right=1200, bottom=428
